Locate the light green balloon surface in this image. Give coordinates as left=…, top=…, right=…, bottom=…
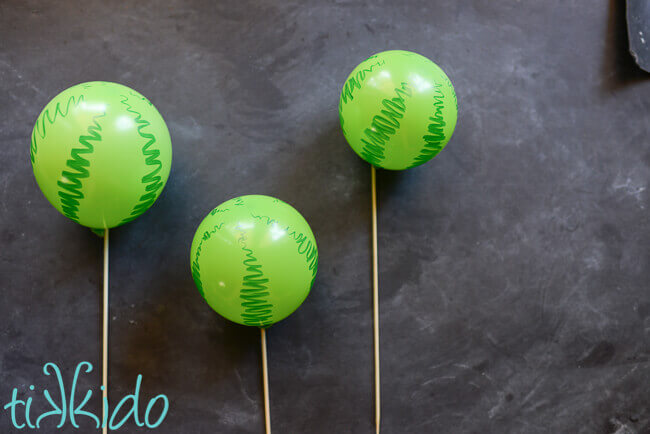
left=190, top=195, right=318, bottom=327
left=339, top=50, right=458, bottom=170
left=31, top=81, right=172, bottom=229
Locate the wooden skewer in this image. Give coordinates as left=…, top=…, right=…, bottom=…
left=102, top=228, right=109, bottom=434
left=371, top=166, right=380, bottom=434
left=261, top=328, right=271, bottom=434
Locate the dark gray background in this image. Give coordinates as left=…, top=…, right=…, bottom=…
left=1, top=1, right=648, bottom=433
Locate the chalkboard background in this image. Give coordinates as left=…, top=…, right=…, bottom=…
left=0, top=1, right=648, bottom=433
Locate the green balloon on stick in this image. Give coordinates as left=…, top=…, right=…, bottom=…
left=31, top=81, right=172, bottom=230
left=339, top=50, right=457, bottom=170
left=190, top=195, right=318, bottom=433
left=339, top=50, right=458, bottom=433
left=31, top=81, right=172, bottom=434
left=190, top=194, right=318, bottom=327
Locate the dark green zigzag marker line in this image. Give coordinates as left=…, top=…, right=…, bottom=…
left=250, top=213, right=318, bottom=281
left=31, top=94, right=85, bottom=163
left=359, top=82, right=413, bottom=167
left=119, top=94, right=165, bottom=225
left=56, top=112, right=105, bottom=222
left=339, top=57, right=384, bottom=106
left=239, top=245, right=273, bottom=327
left=191, top=222, right=275, bottom=326
left=191, top=223, right=225, bottom=299
left=407, top=84, right=447, bottom=169
left=339, top=56, right=384, bottom=139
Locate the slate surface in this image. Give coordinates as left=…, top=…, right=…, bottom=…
left=0, top=1, right=649, bottom=433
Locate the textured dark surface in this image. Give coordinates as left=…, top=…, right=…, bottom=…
left=0, top=1, right=649, bottom=433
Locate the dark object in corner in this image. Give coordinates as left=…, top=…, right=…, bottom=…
left=627, top=0, right=650, bottom=72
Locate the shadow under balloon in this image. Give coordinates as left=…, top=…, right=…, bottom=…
left=374, top=166, right=420, bottom=207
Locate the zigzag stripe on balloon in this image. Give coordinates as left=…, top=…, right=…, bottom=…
left=288, top=229, right=318, bottom=279
left=191, top=223, right=225, bottom=299
left=119, top=95, right=165, bottom=224
left=239, top=246, right=273, bottom=327
left=31, top=94, right=85, bottom=163
left=250, top=213, right=318, bottom=279
left=56, top=112, right=105, bottom=222
left=339, top=57, right=385, bottom=106
left=359, top=82, right=413, bottom=167
left=408, top=84, right=447, bottom=169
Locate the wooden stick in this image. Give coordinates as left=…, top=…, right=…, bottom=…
left=261, top=328, right=271, bottom=434
left=371, top=166, right=380, bottom=434
left=102, top=228, right=109, bottom=434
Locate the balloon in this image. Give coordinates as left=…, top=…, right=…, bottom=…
left=31, top=81, right=172, bottom=229
left=190, top=195, right=318, bottom=327
left=339, top=50, right=458, bottom=170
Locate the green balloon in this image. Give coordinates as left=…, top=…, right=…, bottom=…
left=339, top=50, right=458, bottom=170
left=190, top=195, right=318, bottom=327
left=31, top=81, right=172, bottom=229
